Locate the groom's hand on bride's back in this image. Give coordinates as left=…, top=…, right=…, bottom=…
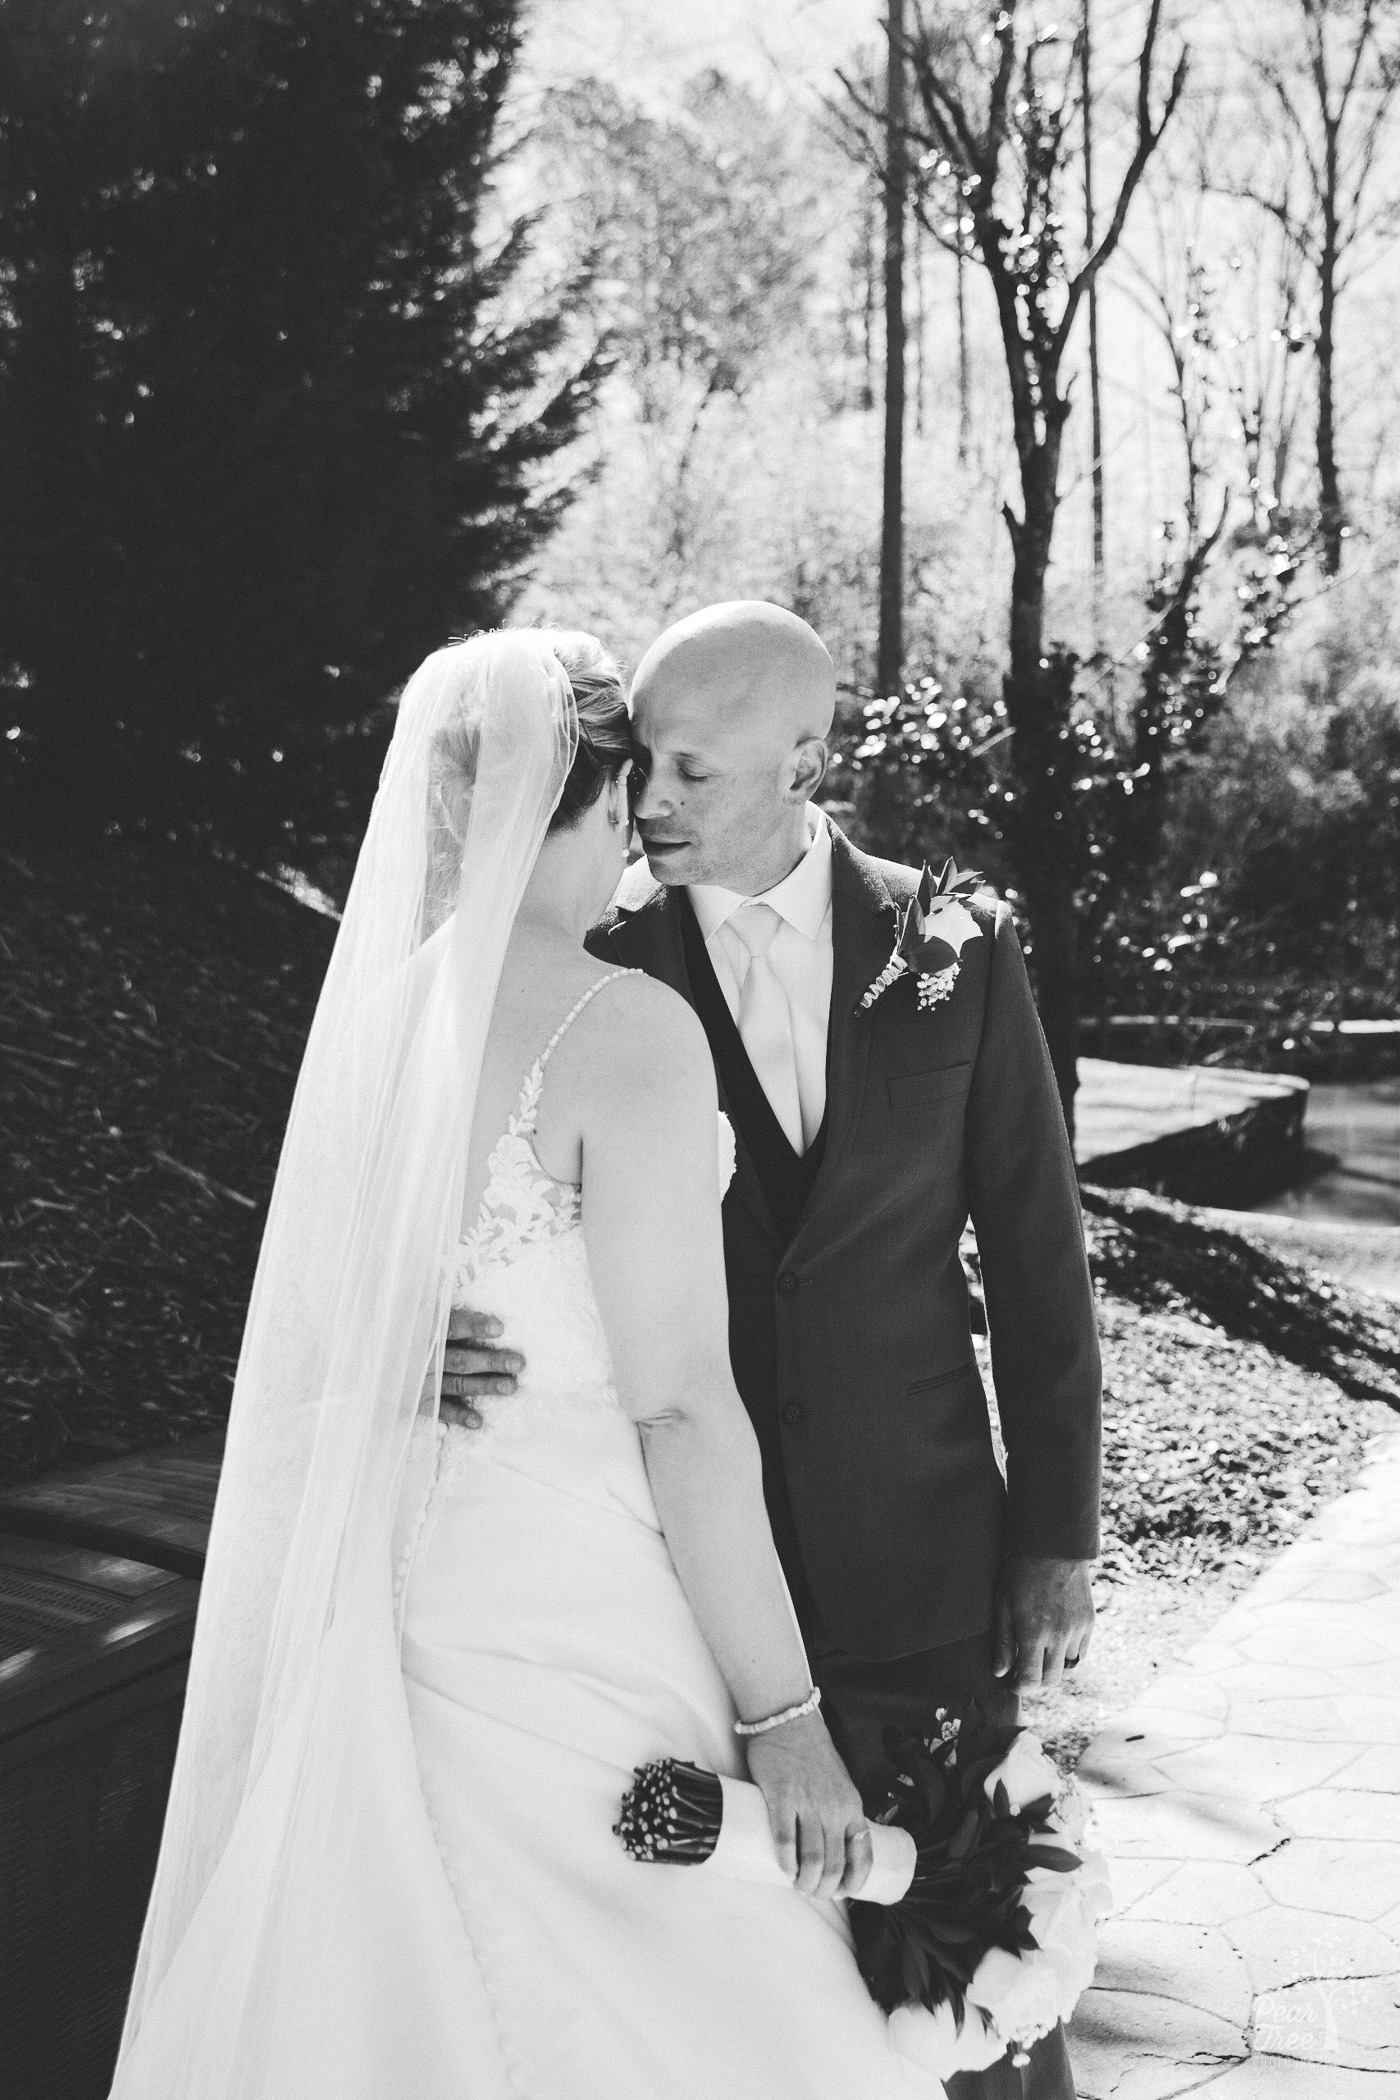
left=992, top=1555, right=1095, bottom=1690
left=438, top=1308, right=523, bottom=1426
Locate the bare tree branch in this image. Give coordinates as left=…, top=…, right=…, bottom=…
left=1262, top=57, right=1327, bottom=202
left=1217, top=178, right=1321, bottom=270
left=985, top=3, right=1019, bottom=170
left=1052, top=0, right=1188, bottom=367
left=904, top=29, right=984, bottom=179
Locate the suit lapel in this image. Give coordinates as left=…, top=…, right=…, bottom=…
left=608, top=871, right=778, bottom=1244
left=792, top=829, right=897, bottom=1249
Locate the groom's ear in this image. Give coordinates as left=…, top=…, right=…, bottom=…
left=788, top=737, right=829, bottom=803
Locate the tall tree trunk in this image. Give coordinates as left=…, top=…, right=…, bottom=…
left=1004, top=422, right=1081, bottom=1143
left=1005, top=441, right=1063, bottom=722
left=861, top=192, right=876, bottom=412
left=1081, top=0, right=1105, bottom=630
left=956, top=234, right=970, bottom=467
left=1317, top=203, right=1342, bottom=574
left=878, top=0, right=906, bottom=697
left=915, top=212, right=926, bottom=439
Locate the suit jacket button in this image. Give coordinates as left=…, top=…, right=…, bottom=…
left=776, top=1272, right=799, bottom=1297
left=782, top=1402, right=804, bottom=1425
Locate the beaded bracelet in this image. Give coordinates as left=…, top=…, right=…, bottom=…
left=733, top=1686, right=822, bottom=1737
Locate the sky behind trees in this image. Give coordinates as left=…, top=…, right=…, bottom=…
left=510, top=0, right=1400, bottom=635
left=519, top=0, right=878, bottom=104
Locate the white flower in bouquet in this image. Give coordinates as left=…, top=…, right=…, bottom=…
left=1056, top=1841, right=1113, bottom=1924
left=886, top=1996, right=1005, bottom=2078
left=965, top=1940, right=1067, bottom=2055
left=1019, top=1876, right=1101, bottom=2004
left=983, top=1733, right=1061, bottom=1816
left=1048, top=1776, right=1090, bottom=1846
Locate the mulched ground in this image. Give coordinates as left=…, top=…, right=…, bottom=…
left=1092, top=1285, right=1391, bottom=1583
left=1, top=827, right=335, bottom=1485
left=1081, top=1183, right=1400, bottom=1410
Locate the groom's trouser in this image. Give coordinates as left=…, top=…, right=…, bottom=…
left=810, top=1631, right=1077, bottom=2100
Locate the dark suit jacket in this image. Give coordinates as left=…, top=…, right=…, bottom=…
left=587, top=824, right=1101, bottom=1660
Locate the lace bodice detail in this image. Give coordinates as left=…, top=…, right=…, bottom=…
left=456, top=970, right=638, bottom=1287
left=435, top=970, right=737, bottom=1453
left=457, top=1059, right=581, bottom=1279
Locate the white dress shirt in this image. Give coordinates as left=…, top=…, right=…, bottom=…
left=688, top=807, right=834, bottom=1153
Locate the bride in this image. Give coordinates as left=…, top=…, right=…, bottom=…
left=111, top=631, right=940, bottom=2098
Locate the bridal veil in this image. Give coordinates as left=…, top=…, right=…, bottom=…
left=110, top=634, right=578, bottom=2096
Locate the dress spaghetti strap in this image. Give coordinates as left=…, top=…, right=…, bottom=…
left=514, top=969, right=639, bottom=1137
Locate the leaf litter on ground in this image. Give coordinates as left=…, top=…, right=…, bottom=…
left=1, top=828, right=334, bottom=1485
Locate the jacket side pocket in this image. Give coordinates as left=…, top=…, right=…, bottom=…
left=888, top=1062, right=972, bottom=1111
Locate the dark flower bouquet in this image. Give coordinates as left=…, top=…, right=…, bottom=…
left=615, top=1704, right=1110, bottom=2079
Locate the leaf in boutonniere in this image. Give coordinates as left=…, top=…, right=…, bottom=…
left=916, top=858, right=985, bottom=962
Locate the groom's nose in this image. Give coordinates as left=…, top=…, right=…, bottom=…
left=631, top=768, right=668, bottom=823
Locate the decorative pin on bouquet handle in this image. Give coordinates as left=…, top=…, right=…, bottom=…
left=858, top=858, right=985, bottom=1015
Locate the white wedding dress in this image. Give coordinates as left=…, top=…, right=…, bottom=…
left=390, top=978, right=940, bottom=2098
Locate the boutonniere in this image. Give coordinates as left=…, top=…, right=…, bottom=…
left=857, top=859, right=984, bottom=1015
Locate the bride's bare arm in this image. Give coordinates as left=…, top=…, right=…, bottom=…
left=580, top=980, right=868, bottom=1900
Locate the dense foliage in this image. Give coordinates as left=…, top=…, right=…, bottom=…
left=831, top=551, right=1398, bottom=1041
left=0, top=0, right=598, bottom=878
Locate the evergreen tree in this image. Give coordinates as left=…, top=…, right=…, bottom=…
left=0, top=0, right=598, bottom=869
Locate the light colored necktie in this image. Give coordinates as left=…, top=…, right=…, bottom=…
left=730, top=901, right=804, bottom=1153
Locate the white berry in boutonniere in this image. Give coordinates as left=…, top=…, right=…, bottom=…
left=857, top=859, right=984, bottom=1015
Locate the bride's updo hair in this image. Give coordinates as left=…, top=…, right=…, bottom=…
left=421, top=630, right=631, bottom=937
left=539, top=629, right=632, bottom=833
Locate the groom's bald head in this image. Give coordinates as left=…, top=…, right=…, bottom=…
left=633, top=602, right=835, bottom=751
left=630, top=602, right=835, bottom=890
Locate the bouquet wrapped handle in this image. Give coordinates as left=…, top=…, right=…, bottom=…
left=705, top=1773, right=917, bottom=1905
left=614, top=1759, right=916, bottom=1904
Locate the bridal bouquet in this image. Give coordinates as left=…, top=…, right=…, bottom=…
left=614, top=1704, right=1110, bottom=2080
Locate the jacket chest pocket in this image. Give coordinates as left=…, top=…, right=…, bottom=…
left=887, top=1061, right=971, bottom=1113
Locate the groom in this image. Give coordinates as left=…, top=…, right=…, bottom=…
left=451, top=602, right=1100, bottom=2098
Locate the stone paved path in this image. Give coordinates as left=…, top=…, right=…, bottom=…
left=1068, top=1431, right=1400, bottom=2097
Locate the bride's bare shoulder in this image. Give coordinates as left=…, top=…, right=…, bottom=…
left=578, top=971, right=714, bottom=1107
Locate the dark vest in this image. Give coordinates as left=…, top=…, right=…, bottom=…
left=679, top=897, right=827, bottom=1243
left=679, top=896, right=828, bottom=1625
